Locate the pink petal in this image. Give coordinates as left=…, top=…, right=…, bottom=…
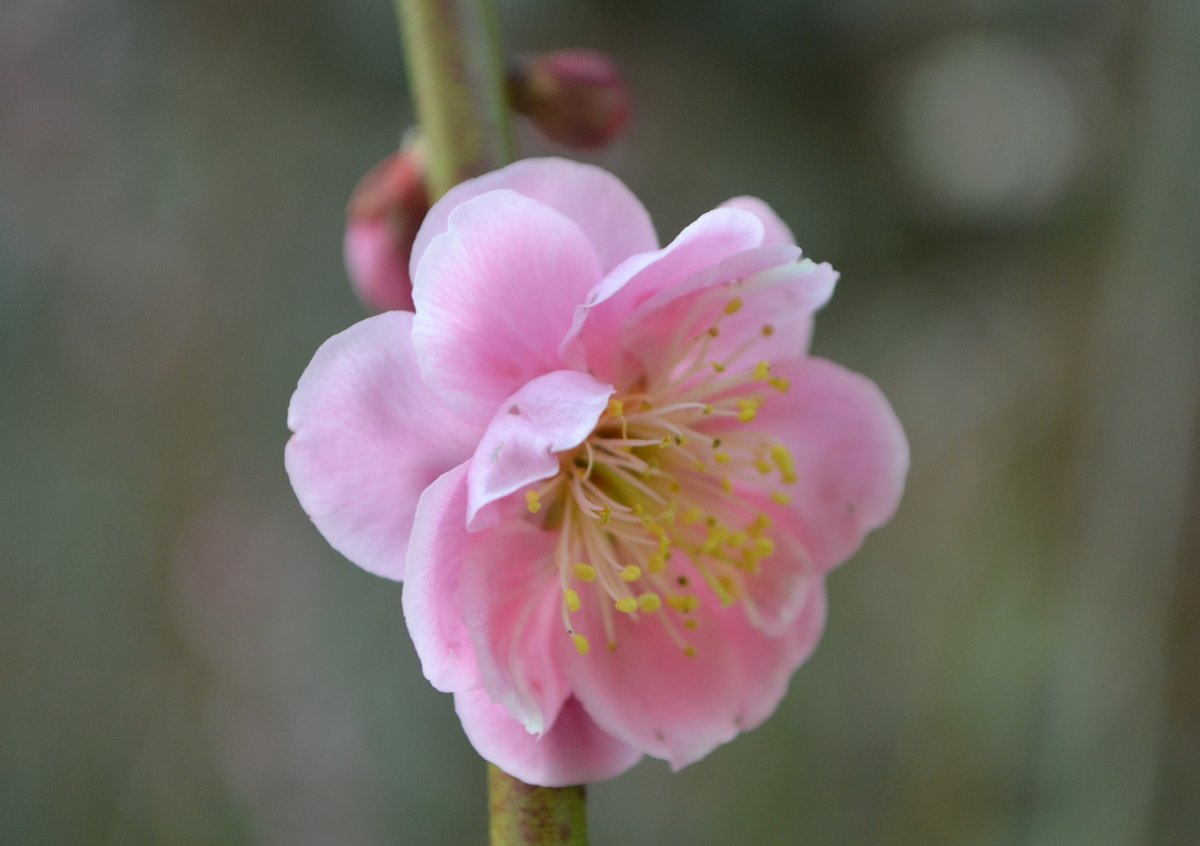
left=455, top=690, right=642, bottom=787
left=411, top=190, right=603, bottom=425
left=401, top=461, right=481, bottom=692
left=411, top=157, right=657, bottom=277
left=560, top=574, right=826, bottom=770
left=561, top=207, right=767, bottom=384
left=721, top=578, right=828, bottom=732
left=407, top=463, right=574, bottom=733
left=467, top=370, right=614, bottom=530
left=457, top=521, right=570, bottom=734
left=621, top=250, right=837, bottom=378
left=744, top=357, right=909, bottom=571
left=720, top=196, right=795, bottom=246
left=285, top=312, right=480, bottom=581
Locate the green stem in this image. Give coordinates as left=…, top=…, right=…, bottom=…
left=391, top=3, right=584, bottom=842
left=394, top=0, right=515, bottom=199
left=488, top=765, right=588, bottom=846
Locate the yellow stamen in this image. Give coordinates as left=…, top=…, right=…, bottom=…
left=762, top=324, right=775, bottom=336
left=736, top=398, right=760, bottom=423
left=724, top=297, right=743, bottom=315
left=615, top=597, right=638, bottom=614
left=572, top=633, right=591, bottom=656
left=564, top=589, right=581, bottom=613
left=524, top=490, right=541, bottom=513
left=713, top=451, right=732, bottom=465
left=752, top=360, right=771, bottom=381
left=710, top=361, right=727, bottom=373
left=618, top=565, right=642, bottom=582
left=770, top=491, right=792, bottom=505
left=573, top=562, right=597, bottom=582
left=753, top=537, right=775, bottom=557
left=637, top=593, right=662, bottom=613
left=769, top=376, right=791, bottom=393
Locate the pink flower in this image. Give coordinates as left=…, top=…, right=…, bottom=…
left=286, top=158, right=908, bottom=786
left=343, top=143, right=428, bottom=313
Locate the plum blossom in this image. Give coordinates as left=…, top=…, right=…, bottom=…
left=286, top=158, right=908, bottom=786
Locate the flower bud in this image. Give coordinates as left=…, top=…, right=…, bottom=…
left=507, top=49, right=631, bottom=149
left=344, top=139, right=428, bottom=312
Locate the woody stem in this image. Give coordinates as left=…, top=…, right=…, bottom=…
left=488, top=764, right=588, bottom=846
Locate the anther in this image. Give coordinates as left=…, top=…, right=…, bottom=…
left=564, top=589, right=582, bottom=612
left=752, top=361, right=771, bottom=381
left=710, top=361, right=727, bottom=373
left=724, top=297, right=743, bottom=315
left=573, top=562, right=598, bottom=582
left=736, top=398, right=760, bottom=423
left=615, top=597, right=638, bottom=614
left=572, top=633, right=591, bottom=656
left=524, top=490, right=541, bottom=513
left=618, top=565, right=642, bottom=582
left=637, top=593, right=662, bottom=613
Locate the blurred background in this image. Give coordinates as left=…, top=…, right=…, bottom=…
left=2, top=0, right=1198, bottom=843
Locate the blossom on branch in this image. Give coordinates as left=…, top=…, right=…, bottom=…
left=286, top=158, right=908, bottom=786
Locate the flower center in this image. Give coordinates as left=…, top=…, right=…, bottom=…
left=524, top=291, right=799, bottom=658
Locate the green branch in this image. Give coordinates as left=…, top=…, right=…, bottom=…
left=394, top=0, right=515, bottom=199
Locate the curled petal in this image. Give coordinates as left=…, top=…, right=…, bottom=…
left=720, top=196, right=796, bottom=246
left=621, top=249, right=836, bottom=377
left=467, top=370, right=614, bottom=530
left=562, top=207, right=766, bottom=382
left=402, top=462, right=480, bottom=692
left=455, top=690, right=642, bottom=788
left=286, top=312, right=479, bottom=580
left=458, top=522, right=570, bottom=734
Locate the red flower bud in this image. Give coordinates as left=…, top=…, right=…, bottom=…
left=508, top=49, right=631, bottom=149
left=344, top=139, right=428, bottom=312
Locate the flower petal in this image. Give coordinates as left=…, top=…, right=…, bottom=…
left=721, top=577, right=828, bottom=732
left=286, top=312, right=479, bottom=580
left=411, top=157, right=657, bottom=276
left=560, top=570, right=822, bottom=770
left=720, top=196, right=795, bottom=246
left=401, top=461, right=480, bottom=692
left=742, top=357, right=909, bottom=571
left=455, top=690, right=642, bottom=787
left=411, top=190, right=604, bottom=425
left=467, top=370, right=614, bottom=530
left=620, top=250, right=837, bottom=379
left=457, top=519, right=569, bottom=735
left=561, top=207, right=766, bottom=383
